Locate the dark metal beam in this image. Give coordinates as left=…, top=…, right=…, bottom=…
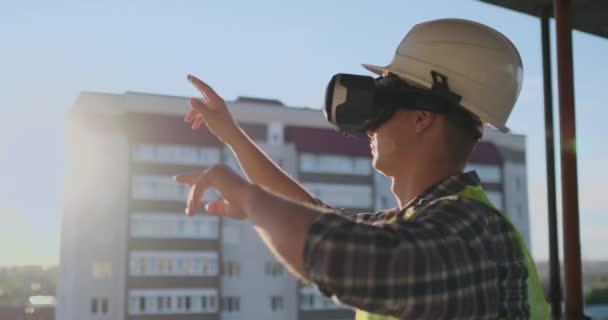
left=478, top=0, right=608, bottom=39
left=539, top=6, right=562, bottom=320
left=553, top=0, right=585, bottom=318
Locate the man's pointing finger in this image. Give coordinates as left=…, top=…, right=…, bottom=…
left=187, top=74, right=223, bottom=105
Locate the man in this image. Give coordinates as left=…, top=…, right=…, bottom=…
left=175, top=19, right=549, bottom=319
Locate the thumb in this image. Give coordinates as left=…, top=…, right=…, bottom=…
left=205, top=200, right=246, bottom=220
left=190, top=98, right=216, bottom=115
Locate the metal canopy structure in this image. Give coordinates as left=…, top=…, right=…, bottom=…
left=477, top=0, right=607, bottom=319
left=479, top=0, right=608, bottom=38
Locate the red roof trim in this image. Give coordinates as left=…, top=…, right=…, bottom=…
left=285, top=126, right=371, bottom=157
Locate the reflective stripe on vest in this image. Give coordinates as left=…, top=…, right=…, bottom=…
left=355, top=185, right=550, bottom=320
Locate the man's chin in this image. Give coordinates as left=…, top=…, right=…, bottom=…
left=372, top=157, right=390, bottom=177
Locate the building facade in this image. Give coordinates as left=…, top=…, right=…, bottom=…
left=56, top=92, right=530, bottom=320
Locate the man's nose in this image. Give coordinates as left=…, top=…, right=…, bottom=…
left=366, top=129, right=376, bottom=139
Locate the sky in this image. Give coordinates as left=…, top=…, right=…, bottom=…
left=0, top=0, right=607, bottom=266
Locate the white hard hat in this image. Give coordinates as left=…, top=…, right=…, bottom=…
left=363, top=18, right=523, bottom=133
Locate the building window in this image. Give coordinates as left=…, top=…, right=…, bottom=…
left=177, top=296, right=183, bottom=310
left=299, top=153, right=372, bottom=175
left=30, top=282, right=41, bottom=291
left=268, top=122, right=284, bottom=145
left=209, top=296, right=217, bottom=310
left=92, top=261, right=112, bottom=279
left=223, top=261, right=240, bottom=277
left=185, top=296, right=192, bottom=311
left=139, top=297, right=146, bottom=312
left=101, top=298, right=108, bottom=314
left=166, top=296, right=173, bottom=309
left=201, top=296, right=207, bottom=309
left=300, top=287, right=345, bottom=310
left=300, top=293, right=314, bottom=310
left=353, top=157, right=373, bottom=175
left=200, top=295, right=218, bottom=311
left=132, top=176, right=183, bottom=201
left=380, top=196, right=389, bottom=209
left=91, top=298, right=98, bottom=314
left=129, top=289, right=218, bottom=315
left=130, top=213, right=219, bottom=239
left=464, top=164, right=502, bottom=184
left=128, top=297, right=137, bottom=314
left=132, top=144, right=220, bottom=166
left=222, top=296, right=240, bottom=313
left=132, top=144, right=156, bottom=162
left=303, top=182, right=372, bottom=208
left=486, top=191, right=504, bottom=211
left=270, top=296, right=284, bottom=311
left=223, top=149, right=243, bottom=173
left=265, top=261, right=284, bottom=277
left=132, top=175, right=218, bottom=202
left=157, top=296, right=164, bottom=311
left=130, top=251, right=218, bottom=277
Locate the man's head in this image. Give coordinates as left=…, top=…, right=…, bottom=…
left=358, top=72, right=480, bottom=175
left=324, top=18, right=522, bottom=176
left=368, top=81, right=483, bottom=176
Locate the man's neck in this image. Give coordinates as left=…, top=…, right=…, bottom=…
left=391, top=161, right=463, bottom=209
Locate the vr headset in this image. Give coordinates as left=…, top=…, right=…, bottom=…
left=324, top=71, right=468, bottom=138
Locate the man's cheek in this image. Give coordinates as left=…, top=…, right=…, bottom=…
left=378, top=138, right=397, bottom=157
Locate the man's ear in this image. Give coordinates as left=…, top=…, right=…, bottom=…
left=414, top=110, right=435, bottom=133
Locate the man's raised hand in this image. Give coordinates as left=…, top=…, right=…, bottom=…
left=186, top=74, right=242, bottom=144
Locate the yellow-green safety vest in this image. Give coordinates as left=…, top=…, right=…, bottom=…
left=355, top=185, right=550, bottom=320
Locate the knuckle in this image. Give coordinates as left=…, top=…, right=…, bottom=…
left=207, top=164, right=230, bottom=175
left=215, top=164, right=231, bottom=172
left=189, top=170, right=205, bottom=178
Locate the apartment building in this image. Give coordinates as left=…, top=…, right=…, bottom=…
left=56, top=91, right=530, bottom=320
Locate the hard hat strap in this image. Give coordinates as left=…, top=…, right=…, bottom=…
left=374, top=72, right=483, bottom=140
left=375, top=72, right=463, bottom=115
left=430, top=71, right=463, bottom=109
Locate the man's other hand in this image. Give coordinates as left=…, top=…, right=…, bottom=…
left=174, top=164, right=251, bottom=220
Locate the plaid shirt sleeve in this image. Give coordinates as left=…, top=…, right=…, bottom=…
left=303, top=197, right=516, bottom=319
left=310, top=197, right=383, bottom=223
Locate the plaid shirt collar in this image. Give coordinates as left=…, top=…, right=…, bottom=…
left=399, top=170, right=481, bottom=220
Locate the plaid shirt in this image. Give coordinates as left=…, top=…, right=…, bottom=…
left=303, top=171, right=530, bottom=319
